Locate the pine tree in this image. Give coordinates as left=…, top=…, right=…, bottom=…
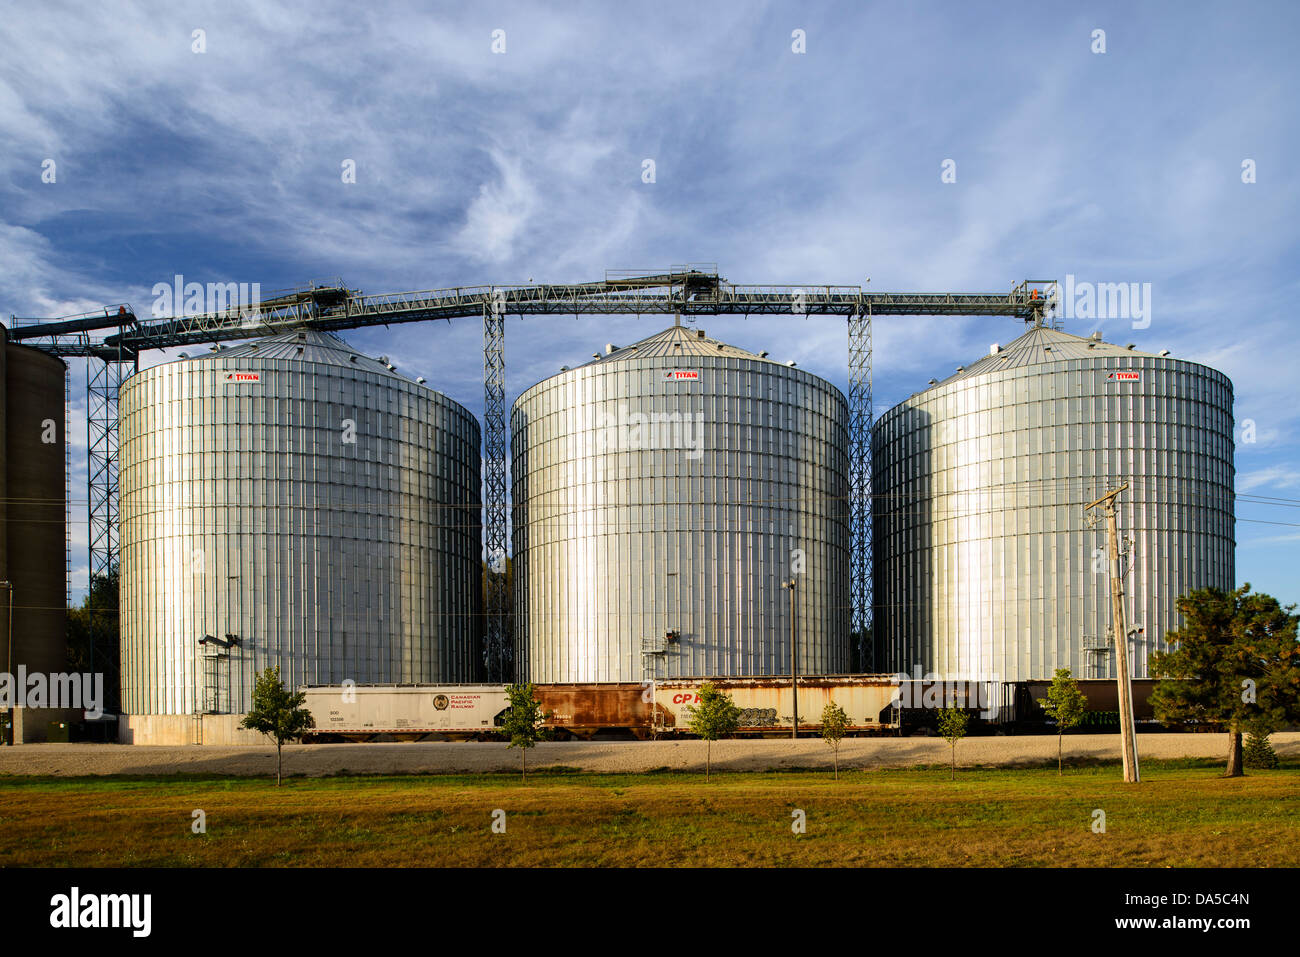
left=1150, top=585, right=1300, bottom=777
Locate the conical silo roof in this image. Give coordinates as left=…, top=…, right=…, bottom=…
left=211, top=328, right=413, bottom=380
left=580, top=324, right=779, bottom=366
left=933, top=326, right=1165, bottom=386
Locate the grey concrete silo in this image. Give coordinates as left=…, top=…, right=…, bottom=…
left=0, top=335, right=70, bottom=739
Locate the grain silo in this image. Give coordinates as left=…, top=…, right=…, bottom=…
left=511, top=322, right=850, bottom=683
left=872, top=325, right=1235, bottom=685
left=0, top=332, right=70, bottom=741
left=118, top=328, right=481, bottom=741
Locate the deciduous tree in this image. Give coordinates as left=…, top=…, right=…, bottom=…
left=686, top=682, right=741, bottom=782
left=821, top=701, right=850, bottom=780
left=500, top=683, right=549, bottom=781
left=240, top=666, right=314, bottom=786
left=937, top=705, right=968, bottom=781
left=1042, top=669, right=1088, bottom=776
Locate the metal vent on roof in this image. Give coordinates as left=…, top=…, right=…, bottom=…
left=1159, top=349, right=1171, bottom=357
left=989, top=343, right=1001, bottom=355
left=758, top=351, right=769, bottom=358
left=956, top=365, right=965, bottom=372
left=785, top=360, right=797, bottom=367
left=696, top=329, right=706, bottom=338
left=1126, top=343, right=1136, bottom=350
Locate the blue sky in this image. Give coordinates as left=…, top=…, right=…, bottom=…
left=2, top=0, right=1297, bottom=604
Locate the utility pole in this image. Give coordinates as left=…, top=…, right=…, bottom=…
left=1085, top=483, right=1140, bottom=783
left=784, top=578, right=798, bottom=738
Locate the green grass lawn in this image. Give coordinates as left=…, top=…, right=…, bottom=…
left=0, top=759, right=1295, bottom=867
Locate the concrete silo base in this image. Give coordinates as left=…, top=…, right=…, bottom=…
left=118, top=714, right=267, bottom=746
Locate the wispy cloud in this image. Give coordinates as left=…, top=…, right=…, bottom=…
left=1238, top=466, right=1300, bottom=494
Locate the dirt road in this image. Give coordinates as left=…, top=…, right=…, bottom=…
left=0, top=732, right=1293, bottom=777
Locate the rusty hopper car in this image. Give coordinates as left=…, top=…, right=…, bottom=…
left=650, top=676, right=899, bottom=738
left=526, top=677, right=898, bottom=739
left=301, top=685, right=510, bottom=741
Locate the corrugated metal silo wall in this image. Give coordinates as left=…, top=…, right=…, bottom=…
left=871, top=354, right=1235, bottom=683
left=118, top=357, right=481, bottom=715
left=511, top=354, right=851, bottom=682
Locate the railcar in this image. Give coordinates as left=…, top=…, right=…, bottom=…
left=299, top=677, right=1171, bottom=741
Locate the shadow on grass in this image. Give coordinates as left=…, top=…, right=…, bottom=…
left=1, top=755, right=1294, bottom=791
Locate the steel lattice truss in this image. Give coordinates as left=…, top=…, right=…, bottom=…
left=9, top=271, right=1053, bottom=681
left=847, top=306, right=873, bottom=670
left=482, top=304, right=509, bottom=681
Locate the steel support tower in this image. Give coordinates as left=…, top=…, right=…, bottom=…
left=483, top=298, right=509, bottom=680
left=847, top=304, right=872, bottom=668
